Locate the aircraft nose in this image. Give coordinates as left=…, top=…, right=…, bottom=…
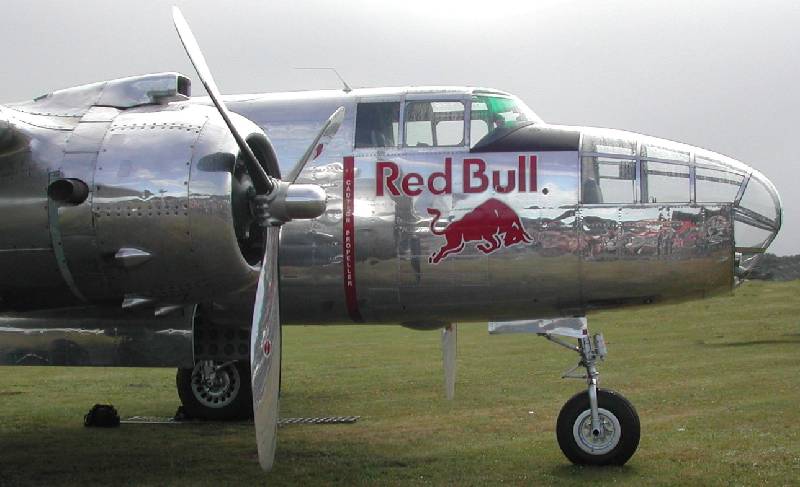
left=729, top=165, right=782, bottom=272
left=577, top=127, right=781, bottom=278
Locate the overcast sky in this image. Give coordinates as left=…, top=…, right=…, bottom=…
left=1, top=0, right=796, bottom=255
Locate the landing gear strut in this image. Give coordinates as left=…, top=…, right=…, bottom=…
left=544, top=322, right=640, bottom=466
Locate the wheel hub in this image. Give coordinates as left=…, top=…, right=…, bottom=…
left=573, top=407, right=621, bottom=455
left=191, top=361, right=241, bottom=408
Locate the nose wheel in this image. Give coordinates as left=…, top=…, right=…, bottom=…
left=542, top=320, right=640, bottom=466
left=557, top=388, right=639, bottom=465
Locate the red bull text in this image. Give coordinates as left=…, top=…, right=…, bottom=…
left=376, top=156, right=537, bottom=197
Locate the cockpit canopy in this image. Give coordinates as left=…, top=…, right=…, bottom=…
left=353, top=92, right=542, bottom=150
left=349, top=88, right=779, bottom=272
left=469, top=94, right=542, bottom=148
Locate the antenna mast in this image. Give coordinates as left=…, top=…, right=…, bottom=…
left=294, top=67, right=352, bottom=93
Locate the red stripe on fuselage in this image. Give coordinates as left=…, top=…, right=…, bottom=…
left=342, top=156, right=363, bottom=322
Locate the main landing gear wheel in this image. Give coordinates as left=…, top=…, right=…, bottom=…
left=176, top=360, right=253, bottom=420
left=557, top=389, right=640, bottom=466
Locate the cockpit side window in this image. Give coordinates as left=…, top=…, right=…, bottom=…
left=355, top=102, right=400, bottom=149
left=695, top=163, right=744, bottom=203
left=469, top=95, right=535, bottom=148
left=580, top=133, right=637, bottom=204
left=640, top=144, right=691, bottom=203
left=404, top=101, right=465, bottom=147
left=642, top=161, right=690, bottom=203
left=581, top=156, right=637, bottom=204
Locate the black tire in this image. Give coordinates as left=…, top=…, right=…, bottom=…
left=556, top=389, right=640, bottom=466
left=176, top=361, right=253, bottom=420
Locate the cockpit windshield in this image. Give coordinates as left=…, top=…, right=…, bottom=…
left=470, top=94, right=542, bottom=148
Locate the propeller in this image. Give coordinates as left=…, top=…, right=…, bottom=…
left=250, top=226, right=281, bottom=469
left=172, top=6, right=345, bottom=471
left=442, top=324, right=457, bottom=400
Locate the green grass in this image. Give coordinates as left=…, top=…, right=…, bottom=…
left=1, top=280, right=799, bottom=486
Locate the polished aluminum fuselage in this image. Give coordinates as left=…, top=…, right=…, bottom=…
left=0, top=80, right=782, bottom=366
left=218, top=88, right=776, bottom=326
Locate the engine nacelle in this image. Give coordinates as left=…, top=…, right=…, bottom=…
left=0, top=74, right=273, bottom=311
left=91, top=104, right=269, bottom=305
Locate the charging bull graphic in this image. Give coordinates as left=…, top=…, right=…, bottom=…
left=427, top=198, right=533, bottom=264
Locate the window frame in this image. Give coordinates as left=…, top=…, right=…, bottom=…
left=401, top=94, right=470, bottom=151
left=579, top=151, right=640, bottom=205
left=641, top=159, right=692, bottom=204
left=468, top=94, right=540, bottom=149
left=353, top=100, right=402, bottom=150
left=694, top=165, right=745, bottom=204
left=579, top=136, right=753, bottom=207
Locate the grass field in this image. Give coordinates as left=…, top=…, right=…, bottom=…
left=1, top=280, right=798, bottom=486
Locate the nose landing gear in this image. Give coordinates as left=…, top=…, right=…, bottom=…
left=544, top=323, right=640, bottom=466
left=557, top=388, right=639, bottom=465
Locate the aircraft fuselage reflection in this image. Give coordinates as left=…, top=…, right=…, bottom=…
left=200, top=88, right=781, bottom=327
left=0, top=86, right=781, bottom=327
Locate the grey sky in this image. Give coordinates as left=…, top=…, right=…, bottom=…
left=1, top=0, right=796, bottom=254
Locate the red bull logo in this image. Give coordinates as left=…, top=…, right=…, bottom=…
left=428, top=198, right=533, bottom=264
left=377, top=156, right=537, bottom=196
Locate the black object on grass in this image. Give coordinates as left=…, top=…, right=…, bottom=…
left=84, top=404, right=120, bottom=428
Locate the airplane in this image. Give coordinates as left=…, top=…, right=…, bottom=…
left=0, top=7, right=782, bottom=471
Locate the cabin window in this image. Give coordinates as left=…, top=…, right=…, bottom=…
left=639, top=143, right=691, bottom=203
left=469, top=95, right=535, bottom=148
left=581, top=156, right=637, bottom=204
left=695, top=166, right=744, bottom=203
left=581, top=132, right=637, bottom=157
left=404, top=101, right=465, bottom=147
left=642, top=161, right=690, bottom=203
left=355, top=102, right=400, bottom=148
left=739, top=176, right=778, bottom=223
left=734, top=219, right=774, bottom=249
left=734, top=173, right=780, bottom=256
left=471, top=119, right=489, bottom=144
left=641, top=144, right=690, bottom=163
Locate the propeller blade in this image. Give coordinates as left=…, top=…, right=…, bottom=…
left=171, top=6, right=272, bottom=194
left=286, top=106, right=346, bottom=183
left=442, top=323, right=457, bottom=400
left=250, top=227, right=282, bottom=471
left=171, top=6, right=337, bottom=473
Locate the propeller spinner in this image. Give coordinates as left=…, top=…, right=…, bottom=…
left=172, top=6, right=345, bottom=471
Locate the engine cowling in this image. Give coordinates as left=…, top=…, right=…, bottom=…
left=0, top=75, right=273, bottom=311
left=91, top=104, right=269, bottom=305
